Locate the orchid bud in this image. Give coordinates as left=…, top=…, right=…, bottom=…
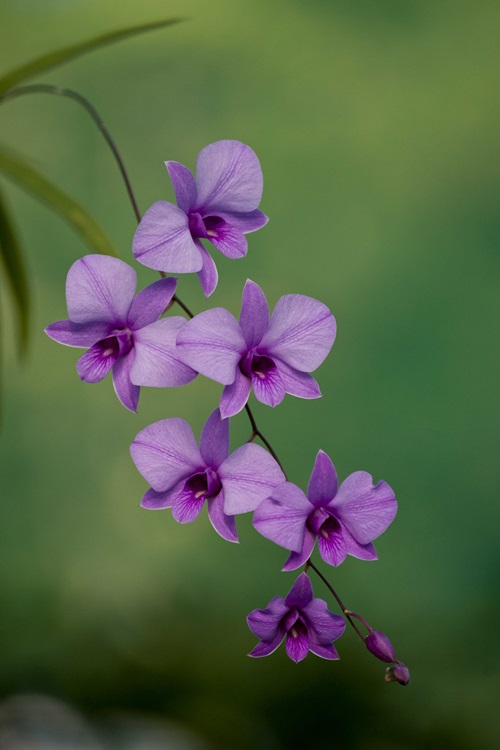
left=365, top=630, right=397, bottom=663
left=385, top=662, right=410, bottom=686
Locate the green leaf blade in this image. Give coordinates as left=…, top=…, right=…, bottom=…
left=0, top=18, right=182, bottom=96
left=0, top=146, right=118, bottom=258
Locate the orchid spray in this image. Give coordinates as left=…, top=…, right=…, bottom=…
left=44, top=129, right=409, bottom=684
left=8, top=55, right=409, bottom=682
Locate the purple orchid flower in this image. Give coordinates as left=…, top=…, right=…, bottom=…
left=45, top=254, right=196, bottom=412
left=247, top=572, right=345, bottom=663
left=253, top=450, right=397, bottom=570
left=132, top=140, right=268, bottom=298
left=130, top=409, right=285, bottom=542
left=176, top=280, right=336, bottom=418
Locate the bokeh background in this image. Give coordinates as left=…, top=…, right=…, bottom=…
left=1, top=1, right=499, bottom=748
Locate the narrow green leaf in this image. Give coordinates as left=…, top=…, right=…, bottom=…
left=0, top=146, right=117, bottom=258
left=0, top=187, right=29, bottom=354
left=0, top=18, right=182, bottom=96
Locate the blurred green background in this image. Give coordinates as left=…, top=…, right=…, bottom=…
left=1, top=0, right=499, bottom=748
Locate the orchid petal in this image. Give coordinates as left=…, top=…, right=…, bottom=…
left=203, top=217, right=247, bottom=259
left=317, top=522, right=347, bottom=567
left=251, top=362, right=286, bottom=407
left=247, top=597, right=288, bottom=641
left=66, top=255, right=136, bottom=326
left=220, top=369, right=252, bottom=418
left=308, top=450, right=338, bottom=507
left=302, top=599, right=346, bottom=644
left=332, top=472, right=397, bottom=545
left=195, top=140, right=263, bottom=213
left=131, top=317, right=197, bottom=387
left=140, top=481, right=184, bottom=510
left=342, top=524, right=378, bottom=561
left=285, top=629, right=310, bottom=663
left=253, top=482, right=311, bottom=552
left=200, top=409, right=230, bottom=469
left=132, top=201, right=202, bottom=273
left=130, top=419, right=203, bottom=493
left=45, top=319, right=111, bottom=347
left=171, top=483, right=206, bottom=524
left=112, top=349, right=139, bottom=412
left=308, top=642, right=340, bottom=660
left=284, top=573, right=314, bottom=609
left=261, top=294, right=336, bottom=372
left=275, top=359, right=322, bottom=399
left=219, top=443, right=285, bottom=515
left=248, top=630, right=286, bottom=658
left=239, top=280, right=269, bottom=349
left=196, top=241, right=219, bottom=298
left=166, top=161, right=197, bottom=213
left=207, top=492, right=238, bottom=543
left=76, top=338, right=120, bottom=383
left=214, top=209, right=268, bottom=233
left=282, top=529, right=316, bottom=572
left=127, top=277, right=177, bottom=329
left=176, top=308, right=246, bottom=385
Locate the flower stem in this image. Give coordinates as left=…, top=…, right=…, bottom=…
left=306, top=559, right=365, bottom=642
left=0, top=84, right=142, bottom=224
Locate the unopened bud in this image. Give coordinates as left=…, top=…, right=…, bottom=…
left=365, top=630, right=396, bottom=663
left=385, top=662, right=410, bottom=686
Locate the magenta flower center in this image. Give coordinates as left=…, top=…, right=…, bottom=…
left=240, top=350, right=276, bottom=380
left=188, top=212, right=224, bottom=241
left=185, top=467, right=222, bottom=501
left=307, top=507, right=340, bottom=539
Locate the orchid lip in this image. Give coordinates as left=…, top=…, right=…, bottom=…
left=239, top=349, right=276, bottom=379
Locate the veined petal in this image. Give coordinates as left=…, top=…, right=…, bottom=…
left=307, top=450, right=338, bottom=507
left=247, top=597, right=288, bottom=641
left=140, top=481, right=184, bottom=510
left=219, top=443, right=285, bottom=515
left=131, top=317, right=197, bottom=387
left=130, top=418, right=203, bottom=492
left=166, top=161, right=197, bottom=213
left=214, top=209, right=268, bottom=233
left=251, top=362, right=286, bottom=407
left=284, top=572, right=314, bottom=609
left=286, top=628, right=310, bottom=663
left=248, top=630, right=286, bottom=658
left=253, top=482, right=311, bottom=552
left=133, top=201, right=202, bottom=273
left=195, top=140, right=263, bottom=213
left=342, top=524, right=378, bottom=561
left=76, top=338, right=120, bottom=383
left=282, top=529, right=316, bottom=572
left=332, top=472, right=397, bottom=545
left=317, top=521, right=347, bottom=567
left=308, top=643, right=340, bottom=660
left=45, top=319, right=111, bottom=347
left=66, top=255, right=136, bottom=326
left=302, top=599, right=346, bottom=645
left=207, top=492, right=238, bottom=543
left=112, top=349, right=139, bottom=412
left=203, top=217, right=247, bottom=259
left=200, top=409, right=229, bottom=469
left=196, top=241, right=219, bottom=298
left=220, top=370, right=252, bottom=418
left=239, top=280, right=269, bottom=349
left=261, top=294, right=336, bottom=372
left=171, top=483, right=206, bottom=524
left=275, top=360, right=321, bottom=399
left=176, top=308, right=246, bottom=385
left=127, top=277, right=177, bottom=329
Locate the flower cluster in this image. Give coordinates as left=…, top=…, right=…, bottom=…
left=46, top=140, right=408, bottom=684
